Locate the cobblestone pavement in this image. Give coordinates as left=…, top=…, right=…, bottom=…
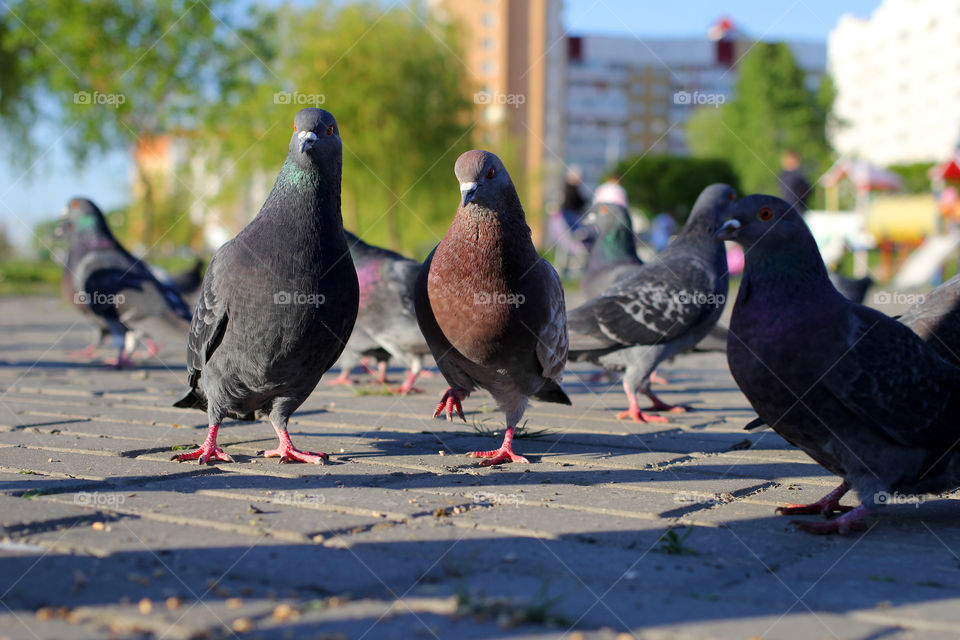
left=1, top=296, right=959, bottom=640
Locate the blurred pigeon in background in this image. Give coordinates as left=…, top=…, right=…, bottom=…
left=57, top=198, right=192, bottom=368
left=328, top=327, right=392, bottom=387
left=899, top=274, right=960, bottom=367
left=580, top=202, right=643, bottom=300
left=567, top=184, right=736, bottom=422
left=719, top=194, right=960, bottom=534
left=341, top=230, right=431, bottom=394
left=172, top=108, right=358, bottom=465
left=415, top=150, right=570, bottom=465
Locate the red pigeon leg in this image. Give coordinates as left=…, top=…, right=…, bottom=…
left=433, top=387, right=467, bottom=422
left=142, top=337, right=161, bottom=358
left=642, top=388, right=689, bottom=413
left=172, top=424, right=234, bottom=464
left=776, top=482, right=855, bottom=516
left=374, top=360, right=389, bottom=384
left=263, top=422, right=328, bottom=464
left=393, top=369, right=423, bottom=395
left=791, top=504, right=870, bottom=535
left=325, top=368, right=355, bottom=386
left=616, top=380, right=669, bottom=423
left=68, top=344, right=99, bottom=358
left=469, top=425, right=529, bottom=466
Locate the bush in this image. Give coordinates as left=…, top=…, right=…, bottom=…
left=609, top=155, right=741, bottom=224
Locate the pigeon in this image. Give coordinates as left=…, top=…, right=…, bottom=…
left=57, top=198, right=192, bottom=368
left=828, top=272, right=873, bottom=304
left=719, top=194, right=960, bottom=534
left=342, top=230, right=431, bottom=394
left=414, top=150, right=570, bottom=466
left=567, top=184, right=736, bottom=423
left=898, top=274, right=960, bottom=367
left=580, top=202, right=643, bottom=300
left=172, top=108, right=358, bottom=465
left=328, top=327, right=392, bottom=386
left=152, top=258, right=205, bottom=297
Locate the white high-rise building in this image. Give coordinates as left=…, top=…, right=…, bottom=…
left=829, top=0, right=960, bottom=166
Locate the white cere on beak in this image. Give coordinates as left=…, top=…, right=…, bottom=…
left=721, top=219, right=741, bottom=231
left=459, top=181, right=477, bottom=193
left=298, top=130, right=318, bottom=152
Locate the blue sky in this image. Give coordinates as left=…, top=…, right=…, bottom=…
left=0, top=0, right=883, bottom=247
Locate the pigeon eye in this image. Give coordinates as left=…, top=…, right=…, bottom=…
left=728, top=192, right=736, bottom=201
left=486, top=168, right=495, bottom=179
left=325, top=125, right=334, bottom=136
left=758, top=207, right=773, bottom=221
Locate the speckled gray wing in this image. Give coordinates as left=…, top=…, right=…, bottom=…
left=184, top=252, right=229, bottom=387
left=583, top=258, right=716, bottom=348
left=533, top=258, right=568, bottom=382
left=822, top=305, right=960, bottom=450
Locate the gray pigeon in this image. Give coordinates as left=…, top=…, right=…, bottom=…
left=57, top=198, right=192, bottom=368
left=328, top=327, right=392, bottom=386
left=580, top=202, right=643, bottom=299
left=899, top=274, right=960, bottom=367
left=172, top=108, right=358, bottom=465
left=567, top=184, right=736, bottom=422
left=414, top=150, right=570, bottom=466
left=343, top=230, right=430, bottom=394
left=719, top=194, right=960, bottom=534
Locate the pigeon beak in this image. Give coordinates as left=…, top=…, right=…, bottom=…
left=298, top=130, right=318, bottom=154
left=713, top=218, right=741, bottom=242
left=459, top=182, right=478, bottom=207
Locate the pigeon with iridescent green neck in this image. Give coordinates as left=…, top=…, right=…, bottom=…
left=172, top=108, right=358, bottom=465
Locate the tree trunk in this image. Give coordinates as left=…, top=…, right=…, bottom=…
left=134, top=156, right=154, bottom=248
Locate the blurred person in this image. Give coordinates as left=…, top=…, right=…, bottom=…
left=778, top=149, right=811, bottom=215
left=649, top=212, right=677, bottom=252
left=594, top=172, right=628, bottom=208
left=561, top=166, right=588, bottom=230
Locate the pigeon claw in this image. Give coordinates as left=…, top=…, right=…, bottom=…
left=775, top=482, right=853, bottom=516
left=105, top=354, right=135, bottom=370
left=790, top=514, right=868, bottom=535
left=469, top=446, right=530, bottom=466
left=616, top=408, right=670, bottom=423
left=392, top=385, right=423, bottom=395
left=433, top=388, right=467, bottom=422
left=263, top=445, right=329, bottom=465
left=643, top=391, right=689, bottom=413
left=172, top=445, right=234, bottom=465
left=649, top=371, right=669, bottom=385
left=325, top=375, right=355, bottom=387
left=68, top=345, right=99, bottom=358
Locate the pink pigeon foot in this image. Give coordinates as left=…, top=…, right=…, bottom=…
left=69, top=344, right=99, bottom=358
left=105, top=353, right=135, bottom=369
left=643, top=390, right=689, bottom=413
left=469, top=426, right=529, bottom=466
left=791, top=505, right=870, bottom=535
left=173, top=424, right=234, bottom=464
left=325, top=370, right=355, bottom=387
left=374, top=361, right=389, bottom=384
left=392, top=370, right=423, bottom=395
left=776, top=482, right=854, bottom=516
left=617, top=381, right=670, bottom=423
left=650, top=370, right=668, bottom=385
left=142, top=338, right=161, bottom=358
left=263, top=426, right=328, bottom=464
left=433, top=387, right=467, bottom=422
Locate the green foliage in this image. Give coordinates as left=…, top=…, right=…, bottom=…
left=887, top=162, right=935, bottom=194
left=610, top=155, right=740, bottom=223
left=1, top=0, right=270, bottom=248
left=686, top=43, right=833, bottom=198
left=209, top=0, right=472, bottom=254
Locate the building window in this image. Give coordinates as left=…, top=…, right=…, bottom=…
left=482, top=38, right=494, bottom=49
left=482, top=13, right=494, bottom=26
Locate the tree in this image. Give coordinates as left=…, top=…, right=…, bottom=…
left=211, top=0, right=472, bottom=253
left=0, top=0, right=272, bottom=249
left=687, top=42, right=833, bottom=198
left=610, top=155, right=741, bottom=224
